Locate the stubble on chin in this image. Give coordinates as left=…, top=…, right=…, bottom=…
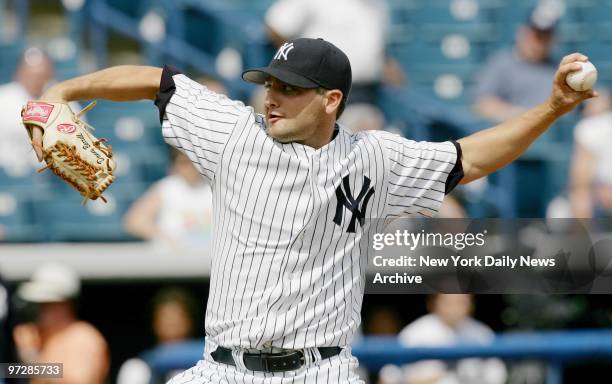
left=267, top=121, right=296, bottom=143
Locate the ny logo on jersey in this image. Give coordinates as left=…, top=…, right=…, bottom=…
left=334, top=175, right=375, bottom=233
left=273, top=42, right=294, bottom=61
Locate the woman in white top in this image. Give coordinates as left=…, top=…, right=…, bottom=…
left=570, top=90, right=612, bottom=218
left=123, top=148, right=213, bottom=252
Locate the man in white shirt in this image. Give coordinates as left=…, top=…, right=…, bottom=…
left=0, top=272, right=8, bottom=384
left=0, top=48, right=81, bottom=174
left=570, top=97, right=612, bottom=218
left=380, top=294, right=506, bottom=384
left=265, top=0, right=401, bottom=107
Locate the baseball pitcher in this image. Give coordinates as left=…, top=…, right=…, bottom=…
left=24, top=38, right=596, bottom=383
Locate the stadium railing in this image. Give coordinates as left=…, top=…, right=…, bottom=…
left=142, top=329, right=612, bottom=384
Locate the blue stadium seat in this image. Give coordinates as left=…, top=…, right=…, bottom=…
left=0, top=43, right=22, bottom=83
left=563, top=0, right=599, bottom=22
left=0, top=166, right=51, bottom=197
left=103, top=0, right=147, bottom=18
left=494, top=0, right=539, bottom=24
left=577, top=41, right=612, bottom=86
left=32, top=194, right=132, bottom=241
left=133, top=146, right=170, bottom=183
left=419, top=22, right=500, bottom=43
left=592, top=60, right=612, bottom=85
left=556, top=22, right=594, bottom=43
left=417, top=0, right=487, bottom=24
left=596, top=22, right=612, bottom=46
left=107, top=180, right=149, bottom=202
left=174, top=0, right=264, bottom=59
left=84, top=100, right=164, bottom=149
left=108, top=149, right=147, bottom=183
left=403, top=61, right=478, bottom=84
left=0, top=192, right=39, bottom=242
left=53, top=57, right=80, bottom=80
left=388, top=25, right=418, bottom=45
left=112, top=144, right=169, bottom=184
left=476, top=0, right=510, bottom=22
left=0, top=193, right=27, bottom=227
left=388, top=0, right=425, bottom=26
left=581, top=0, right=612, bottom=22
left=389, top=40, right=478, bottom=71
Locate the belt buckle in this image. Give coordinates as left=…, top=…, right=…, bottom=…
left=287, top=349, right=305, bottom=371
left=266, top=349, right=305, bottom=372
left=296, top=349, right=305, bottom=366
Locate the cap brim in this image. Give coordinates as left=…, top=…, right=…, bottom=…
left=18, top=282, right=72, bottom=303
left=530, top=24, right=555, bottom=33
left=242, top=67, right=320, bottom=89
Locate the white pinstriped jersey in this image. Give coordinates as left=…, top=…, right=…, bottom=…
left=159, top=70, right=459, bottom=351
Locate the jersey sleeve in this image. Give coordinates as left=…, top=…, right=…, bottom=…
left=155, top=65, right=250, bottom=182
left=380, top=132, right=463, bottom=218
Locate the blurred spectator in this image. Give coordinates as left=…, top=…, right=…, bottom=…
left=265, top=0, right=403, bottom=105
left=365, top=306, right=402, bottom=336
left=379, top=294, right=506, bottom=384
left=150, top=287, right=197, bottom=344
left=569, top=89, right=612, bottom=218
left=194, top=75, right=228, bottom=95
left=472, top=6, right=560, bottom=122
left=264, top=0, right=403, bottom=133
left=338, top=103, right=386, bottom=133
left=0, top=48, right=82, bottom=174
left=438, top=194, right=467, bottom=218
left=249, top=85, right=267, bottom=115
left=12, top=263, right=109, bottom=384
left=117, top=287, right=198, bottom=384
left=0, top=272, right=9, bottom=382
left=580, top=88, right=612, bottom=119
left=123, top=148, right=213, bottom=252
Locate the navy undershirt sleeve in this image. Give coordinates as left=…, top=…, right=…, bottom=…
left=445, top=141, right=464, bottom=194
left=154, top=65, right=182, bottom=124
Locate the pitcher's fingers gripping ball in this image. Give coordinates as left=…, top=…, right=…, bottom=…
left=565, top=60, right=598, bottom=91
left=22, top=101, right=116, bottom=202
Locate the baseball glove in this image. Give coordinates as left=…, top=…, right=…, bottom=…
left=22, top=101, right=116, bottom=203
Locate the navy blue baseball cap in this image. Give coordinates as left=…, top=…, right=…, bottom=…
left=242, top=38, right=352, bottom=101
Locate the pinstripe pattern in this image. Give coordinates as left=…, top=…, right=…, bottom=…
left=161, top=74, right=458, bottom=382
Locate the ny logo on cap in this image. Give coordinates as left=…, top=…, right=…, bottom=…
left=274, top=42, right=294, bottom=61
left=334, top=175, right=375, bottom=233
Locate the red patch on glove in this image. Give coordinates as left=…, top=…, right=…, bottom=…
left=24, top=102, right=54, bottom=123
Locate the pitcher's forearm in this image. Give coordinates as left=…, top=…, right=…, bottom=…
left=457, top=53, right=597, bottom=184
left=43, top=66, right=163, bottom=102
left=458, top=103, right=558, bottom=183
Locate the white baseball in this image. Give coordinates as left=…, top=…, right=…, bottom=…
left=565, top=61, right=597, bottom=91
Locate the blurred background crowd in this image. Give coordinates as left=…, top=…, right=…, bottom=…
left=1, top=0, right=612, bottom=383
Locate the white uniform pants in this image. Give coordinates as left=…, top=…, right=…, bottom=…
left=166, top=338, right=364, bottom=384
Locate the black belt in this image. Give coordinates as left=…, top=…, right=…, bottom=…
left=210, top=346, right=342, bottom=372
